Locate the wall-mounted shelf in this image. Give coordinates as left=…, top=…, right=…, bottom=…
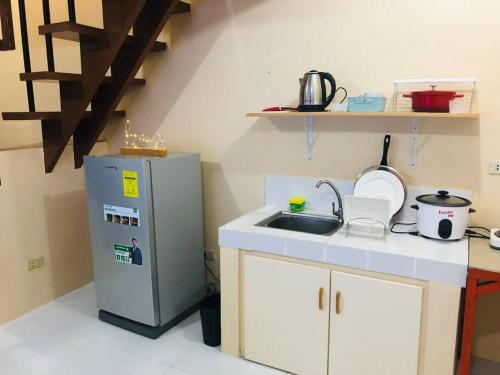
left=247, top=111, right=480, bottom=119
left=247, top=111, right=480, bottom=167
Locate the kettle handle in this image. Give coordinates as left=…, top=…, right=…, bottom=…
left=320, top=72, right=337, bottom=108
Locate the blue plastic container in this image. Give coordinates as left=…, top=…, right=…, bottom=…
left=348, top=95, right=386, bottom=112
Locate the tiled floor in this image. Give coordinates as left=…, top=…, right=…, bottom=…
left=2, top=283, right=500, bottom=375
left=0, top=284, right=285, bottom=375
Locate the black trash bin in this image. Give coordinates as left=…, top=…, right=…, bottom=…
left=199, top=293, right=221, bottom=347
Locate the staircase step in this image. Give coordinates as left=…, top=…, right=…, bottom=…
left=38, top=21, right=167, bottom=52
left=20, top=72, right=145, bottom=86
left=38, top=22, right=107, bottom=44
left=2, top=110, right=126, bottom=121
left=20, top=71, right=83, bottom=83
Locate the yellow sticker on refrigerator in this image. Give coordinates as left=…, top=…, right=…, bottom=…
left=123, top=170, right=139, bottom=198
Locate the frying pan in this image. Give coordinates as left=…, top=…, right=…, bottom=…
left=354, top=135, right=407, bottom=216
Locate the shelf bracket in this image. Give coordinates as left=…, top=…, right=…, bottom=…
left=410, top=118, right=419, bottom=169
left=306, top=115, right=314, bottom=160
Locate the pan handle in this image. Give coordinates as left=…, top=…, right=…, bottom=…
left=380, top=135, right=391, bottom=166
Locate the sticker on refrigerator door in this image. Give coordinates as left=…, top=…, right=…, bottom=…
left=113, top=239, right=142, bottom=266
left=123, top=170, right=139, bottom=198
left=104, top=204, right=140, bottom=227
left=114, top=244, right=132, bottom=264
left=129, top=238, right=142, bottom=266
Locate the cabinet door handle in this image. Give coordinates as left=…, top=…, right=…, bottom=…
left=336, top=291, right=342, bottom=315
left=318, top=287, right=324, bottom=310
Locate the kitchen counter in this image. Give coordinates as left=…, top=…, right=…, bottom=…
left=219, top=205, right=469, bottom=287
left=469, top=237, right=500, bottom=272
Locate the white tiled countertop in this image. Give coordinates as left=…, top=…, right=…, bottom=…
left=218, top=176, right=470, bottom=287
left=219, top=205, right=468, bottom=287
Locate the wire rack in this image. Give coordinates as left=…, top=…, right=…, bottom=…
left=392, top=78, right=478, bottom=113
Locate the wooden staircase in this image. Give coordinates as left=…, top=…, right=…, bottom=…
left=2, top=0, right=191, bottom=172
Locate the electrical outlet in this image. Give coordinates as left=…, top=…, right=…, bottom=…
left=27, top=257, right=44, bottom=271
left=204, top=249, right=216, bottom=261
left=489, top=161, right=500, bottom=175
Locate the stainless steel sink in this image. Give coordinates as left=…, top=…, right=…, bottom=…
left=256, top=212, right=342, bottom=236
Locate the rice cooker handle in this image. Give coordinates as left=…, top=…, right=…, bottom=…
left=411, top=205, right=419, bottom=210
left=469, top=208, right=476, bottom=214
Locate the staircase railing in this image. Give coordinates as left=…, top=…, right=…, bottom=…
left=17, top=0, right=34, bottom=111
left=41, top=0, right=54, bottom=72
left=17, top=0, right=77, bottom=110
left=67, top=0, right=76, bottom=23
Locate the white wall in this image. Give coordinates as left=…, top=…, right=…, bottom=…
left=0, top=143, right=107, bottom=324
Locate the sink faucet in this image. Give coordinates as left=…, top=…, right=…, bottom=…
left=315, top=180, right=344, bottom=222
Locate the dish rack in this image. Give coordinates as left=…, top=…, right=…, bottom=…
left=392, top=78, right=477, bottom=113
left=344, top=218, right=388, bottom=240
left=342, top=196, right=392, bottom=240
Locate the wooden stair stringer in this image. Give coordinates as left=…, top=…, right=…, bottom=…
left=73, top=0, right=183, bottom=167
left=42, top=0, right=147, bottom=173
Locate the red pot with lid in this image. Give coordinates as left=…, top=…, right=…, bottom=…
left=403, top=85, right=464, bottom=113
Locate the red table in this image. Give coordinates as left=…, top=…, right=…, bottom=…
left=459, top=239, right=500, bottom=375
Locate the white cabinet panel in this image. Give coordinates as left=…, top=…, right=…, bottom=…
left=329, top=271, right=423, bottom=375
left=244, top=255, right=330, bottom=375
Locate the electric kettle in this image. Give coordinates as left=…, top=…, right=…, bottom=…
left=298, top=70, right=338, bottom=112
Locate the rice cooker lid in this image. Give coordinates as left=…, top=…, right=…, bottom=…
left=416, top=190, right=471, bottom=207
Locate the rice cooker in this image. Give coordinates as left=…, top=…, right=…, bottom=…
left=411, top=190, right=475, bottom=240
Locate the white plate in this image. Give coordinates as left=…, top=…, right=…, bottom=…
left=353, top=170, right=406, bottom=217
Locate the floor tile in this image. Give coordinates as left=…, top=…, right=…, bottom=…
left=48, top=340, right=146, bottom=375
left=0, top=314, right=90, bottom=375
left=129, top=359, right=171, bottom=375
left=151, top=314, right=205, bottom=365
left=0, top=314, right=90, bottom=362
left=0, top=346, right=56, bottom=375
left=172, top=345, right=286, bottom=375
left=162, top=368, right=193, bottom=375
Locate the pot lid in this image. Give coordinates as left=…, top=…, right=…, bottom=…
left=411, top=85, right=457, bottom=97
left=411, top=90, right=457, bottom=97
left=416, top=190, right=471, bottom=207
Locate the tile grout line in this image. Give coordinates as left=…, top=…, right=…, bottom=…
left=168, top=347, right=198, bottom=373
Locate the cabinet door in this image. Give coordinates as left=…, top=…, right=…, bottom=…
left=329, top=271, right=423, bottom=375
left=244, top=255, right=330, bottom=375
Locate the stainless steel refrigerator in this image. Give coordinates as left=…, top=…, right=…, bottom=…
left=84, top=152, right=205, bottom=338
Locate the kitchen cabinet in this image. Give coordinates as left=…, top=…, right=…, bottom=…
left=223, top=248, right=460, bottom=374
left=243, top=255, right=331, bottom=375
left=329, top=271, right=423, bottom=375
left=242, top=255, right=423, bottom=375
